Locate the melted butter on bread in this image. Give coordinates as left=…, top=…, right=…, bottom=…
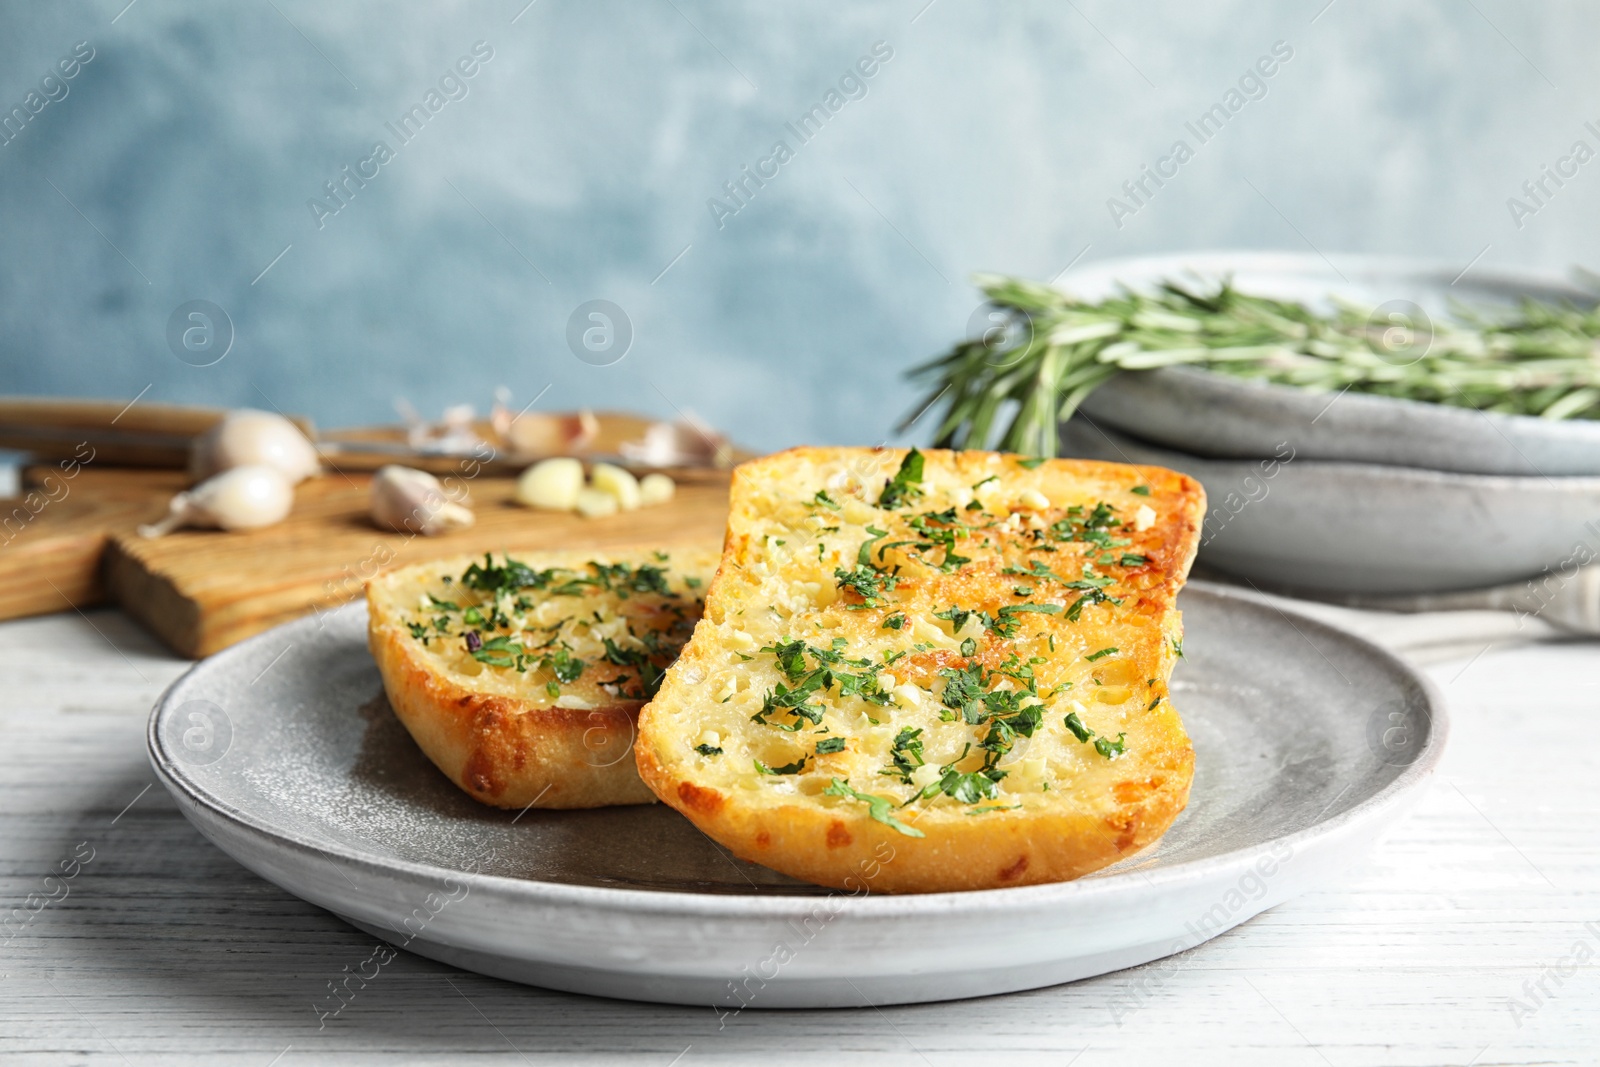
left=636, top=448, right=1204, bottom=893
left=367, top=546, right=718, bottom=809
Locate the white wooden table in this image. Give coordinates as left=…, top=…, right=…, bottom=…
left=2, top=607, right=1596, bottom=1066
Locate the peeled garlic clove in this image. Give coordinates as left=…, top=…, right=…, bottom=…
left=574, top=487, right=619, bottom=518
left=139, top=464, right=294, bottom=538
left=590, top=462, right=641, bottom=511
left=370, top=465, right=474, bottom=536
left=190, top=409, right=320, bottom=484
left=639, top=472, right=675, bottom=506
left=516, top=458, right=584, bottom=510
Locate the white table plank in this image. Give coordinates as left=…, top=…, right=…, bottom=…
left=1, top=610, right=1596, bottom=1066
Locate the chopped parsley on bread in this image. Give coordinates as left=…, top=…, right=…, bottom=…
left=635, top=448, right=1204, bottom=892
left=367, top=546, right=718, bottom=809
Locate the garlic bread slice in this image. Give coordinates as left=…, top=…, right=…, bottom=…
left=368, top=546, right=718, bottom=809
left=635, top=448, right=1204, bottom=892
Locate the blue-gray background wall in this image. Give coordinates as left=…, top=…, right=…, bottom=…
left=2, top=1, right=1597, bottom=452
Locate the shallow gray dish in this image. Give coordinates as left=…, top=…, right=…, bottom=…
left=1059, top=251, right=1600, bottom=477
left=1062, top=418, right=1600, bottom=595
left=147, top=591, right=1443, bottom=1009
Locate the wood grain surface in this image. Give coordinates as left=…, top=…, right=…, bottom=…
left=103, top=471, right=731, bottom=658
left=0, top=407, right=737, bottom=652
left=0, top=468, right=185, bottom=622
left=0, top=396, right=235, bottom=467
left=1, top=607, right=1595, bottom=1065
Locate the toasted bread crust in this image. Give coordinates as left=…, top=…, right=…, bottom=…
left=367, top=546, right=718, bottom=810
left=370, top=620, right=653, bottom=808
left=636, top=739, right=1191, bottom=890
left=636, top=447, right=1204, bottom=892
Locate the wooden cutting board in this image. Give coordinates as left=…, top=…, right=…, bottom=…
left=103, top=471, right=731, bottom=658
left=0, top=467, right=186, bottom=621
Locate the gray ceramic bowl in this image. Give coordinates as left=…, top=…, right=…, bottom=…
left=1061, top=418, right=1600, bottom=595
left=1058, top=252, right=1600, bottom=477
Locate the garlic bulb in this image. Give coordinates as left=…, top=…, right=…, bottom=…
left=494, top=403, right=599, bottom=457
left=190, top=409, right=320, bottom=484
left=138, top=465, right=294, bottom=538
left=619, top=415, right=732, bottom=468
left=370, top=465, right=474, bottom=536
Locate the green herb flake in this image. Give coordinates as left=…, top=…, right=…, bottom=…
left=938, top=770, right=1002, bottom=805
left=1066, top=589, right=1119, bottom=623
left=877, top=449, right=926, bottom=509
left=1085, top=647, right=1119, bottom=662
left=545, top=646, right=586, bottom=683
left=965, top=804, right=1022, bottom=815
left=1130, top=485, right=1151, bottom=496
left=990, top=602, right=1062, bottom=637
left=834, top=564, right=898, bottom=608
left=755, top=756, right=809, bottom=776
left=1094, top=733, right=1128, bottom=759
left=935, top=605, right=976, bottom=632
left=460, top=554, right=552, bottom=596
left=1063, top=711, right=1093, bottom=743
left=884, top=726, right=926, bottom=783
left=1016, top=457, right=1048, bottom=470
left=694, top=744, right=723, bottom=756
left=815, top=737, right=847, bottom=755
left=824, top=778, right=925, bottom=838
left=471, top=634, right=520, bottom=668
left=857, top=525, right=890, bottom=567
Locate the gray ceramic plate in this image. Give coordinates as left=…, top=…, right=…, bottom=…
left=148, top=589, right=1444, bottom=1009
left=1062, top=418, right=1600, bottom=594
left=1061, top=252, right=1600, bottom=477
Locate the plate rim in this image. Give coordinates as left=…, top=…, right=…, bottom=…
left=1091, top=363, right=1600, bottom=449
left=1065, top=417, right=1600, bottom=489
left=147, top=580, right=1449, bottom=916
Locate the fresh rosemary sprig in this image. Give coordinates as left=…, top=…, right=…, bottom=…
left=905, top=272, right=1600, bottom=456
